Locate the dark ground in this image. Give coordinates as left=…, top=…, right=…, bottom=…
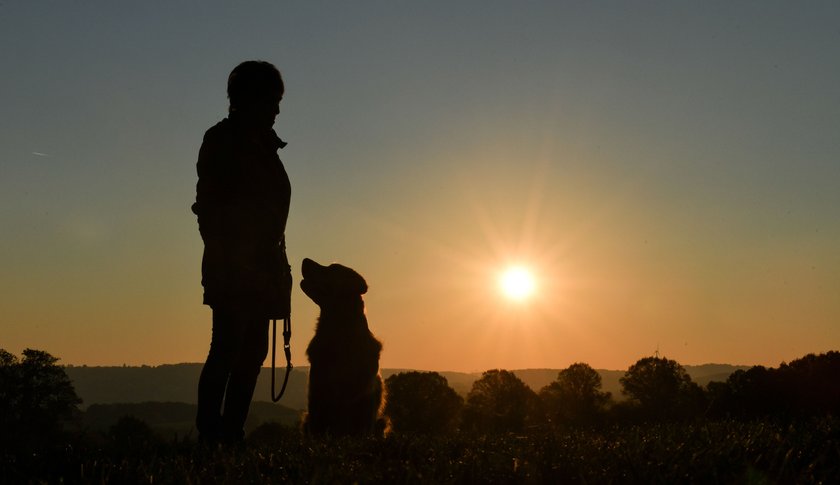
left=4, top=418, right=838, bottom=484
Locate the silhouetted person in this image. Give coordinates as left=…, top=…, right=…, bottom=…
left=191, top=61, right=291, bottom=444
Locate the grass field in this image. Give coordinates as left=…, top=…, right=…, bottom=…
left=4, top=418, right=838, bottom=484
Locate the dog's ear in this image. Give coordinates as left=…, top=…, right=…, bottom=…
left=356, top=278, right=368, bottom=296
left=330, top=264, right=367, bottom=296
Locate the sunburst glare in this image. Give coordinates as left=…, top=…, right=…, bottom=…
left=499, top=266, right=536, bottom=301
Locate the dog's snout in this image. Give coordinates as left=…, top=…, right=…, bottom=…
left=301, top=258, right=320, bottom=278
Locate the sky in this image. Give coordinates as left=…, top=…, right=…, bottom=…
left=1, top=1, right=838, bottom=372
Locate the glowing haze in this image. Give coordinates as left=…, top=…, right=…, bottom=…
left=1, top=2, right=838, bottom=372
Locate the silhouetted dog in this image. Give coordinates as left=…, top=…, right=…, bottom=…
left=300, top=258, right=385, bottom=436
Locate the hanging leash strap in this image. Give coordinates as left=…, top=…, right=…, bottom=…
left=271, top=315, right=293, bottom=402
left=271, top=240, right=292, bottom=402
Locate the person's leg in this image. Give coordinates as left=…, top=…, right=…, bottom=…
left=196, top=308, right=241, bottom=441
left=221, top=313, right=270, bottom=441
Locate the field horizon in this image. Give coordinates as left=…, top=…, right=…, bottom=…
left=65, top=361, right=751, bottom=411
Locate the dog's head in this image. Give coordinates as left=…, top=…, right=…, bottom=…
left=300, top=258, right=368, bottom=308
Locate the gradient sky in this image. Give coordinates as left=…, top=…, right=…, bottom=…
left=1, top=2, right=838, bottom=371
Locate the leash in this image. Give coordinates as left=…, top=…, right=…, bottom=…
left=271, top=315, right=293, bottom=402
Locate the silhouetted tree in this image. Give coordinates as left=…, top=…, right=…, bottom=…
left=780, top=351, right=840, bottom=415
left=710, top=365, right=779, bottom=417
left=384, top=371, right=463, bottom=435
left=540, top=362, right=611, bottom=427
left=0, top=348, right=82, bottom=451
left=462, top=369, right=539, bottom=433
left=708, top=351, right=840, bottom=418
left=108, top=415, right=160, bottom=454
left=619, top=356, right=704, bottom=420
left=0, top=349, right=21, bottom=432
left=704, top=379, right=735, bottom=418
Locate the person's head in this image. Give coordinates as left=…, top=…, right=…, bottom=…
left=227, top=60, right=284, bottom=128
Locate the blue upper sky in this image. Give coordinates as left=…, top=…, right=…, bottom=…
left=1, top=1, right=838, bottom=370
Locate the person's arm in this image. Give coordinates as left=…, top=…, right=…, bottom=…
left=193, top=128, right=232, bottom=244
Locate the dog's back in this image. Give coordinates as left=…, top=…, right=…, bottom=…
left=305, top=322, right=383, bottom=435
left=300, top=258, right=385, bottom=436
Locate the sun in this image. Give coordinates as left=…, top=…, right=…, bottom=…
left=499, top=266, right=536, bottom=301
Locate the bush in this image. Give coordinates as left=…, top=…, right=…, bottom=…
left=384, top=371, right=463, bottom=435
left=540, top=362, right=611, bottom=427
left=619, top=356, right=704, bottom=421
left=462, top=369, right=541, bottom=433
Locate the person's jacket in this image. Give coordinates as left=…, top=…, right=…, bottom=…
left=192, top=116, right=291, bottom=318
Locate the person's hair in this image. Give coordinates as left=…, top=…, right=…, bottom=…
left=227, top=60, right=284, bottom=111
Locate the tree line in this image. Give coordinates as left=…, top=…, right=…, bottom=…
left=384, top=351, right=840, bottom=435
left=1, top=348, right=838, bottom=452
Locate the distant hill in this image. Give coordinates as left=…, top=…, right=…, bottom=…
left=66, top=364, right=311, bottom=410
left=82, top=401, right=300, bottom=435
left=66, top=363, right=750, bottom=410
left=506, top=365, right=750, bottom=400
